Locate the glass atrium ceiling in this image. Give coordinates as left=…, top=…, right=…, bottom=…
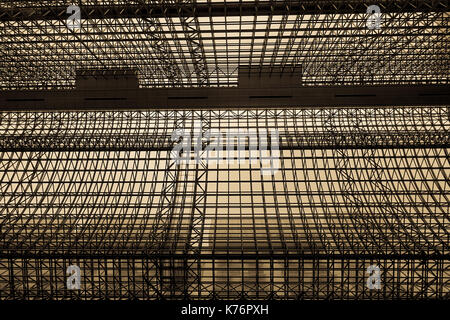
left=0, top=1, right=448, bottom=89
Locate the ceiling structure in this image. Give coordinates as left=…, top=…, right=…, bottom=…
left=0, top=1, right=449, bottom=300
left=0, top=0, right=448, bottom=89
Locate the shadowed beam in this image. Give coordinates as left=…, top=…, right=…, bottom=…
left=0, top=84, right=449, bottom=110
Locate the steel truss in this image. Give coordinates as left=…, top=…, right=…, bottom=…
left=0, top=1, right=448, bottom=89
left=0, top=0, right=449, bottom=301
left=0, top=107, right=448, bottom=299
left=0, top=256, right=447, bottom=300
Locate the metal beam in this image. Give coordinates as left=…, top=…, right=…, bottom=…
left=1, top=253, right=448, bottom=260
left=0, top=84, right=448, bottom=110
left=0, top=1, right=448, bottom=22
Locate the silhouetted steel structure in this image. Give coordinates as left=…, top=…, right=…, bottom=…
left=0, top=0, right=449, bottom=300
left=1, top=0, right=448, bottom=89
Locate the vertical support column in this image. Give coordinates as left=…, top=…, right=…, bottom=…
left=149, top=111, right=183, bottom=296
left=183, top=110, right=209, bottom=297
left=136, top=1, right=184, bottom=86
left=177, top=1, right=210, bottom=85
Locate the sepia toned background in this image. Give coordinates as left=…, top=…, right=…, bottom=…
left=0, top=1, right=448, bottom=300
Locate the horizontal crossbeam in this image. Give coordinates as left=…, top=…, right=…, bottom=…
left=0, top=1, right=448, bottom=22
left=0, top=84, right=449, bottom=110
left=1, top=253, right=448, bottom=260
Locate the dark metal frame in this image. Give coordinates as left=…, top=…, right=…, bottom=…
left=0, top=84, right=449, bottom=110
left=0, top=108, right=448, bottom=299
left=0, top=1, right=448, bottom=89
left=0, top=0, right=449, bottom=300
